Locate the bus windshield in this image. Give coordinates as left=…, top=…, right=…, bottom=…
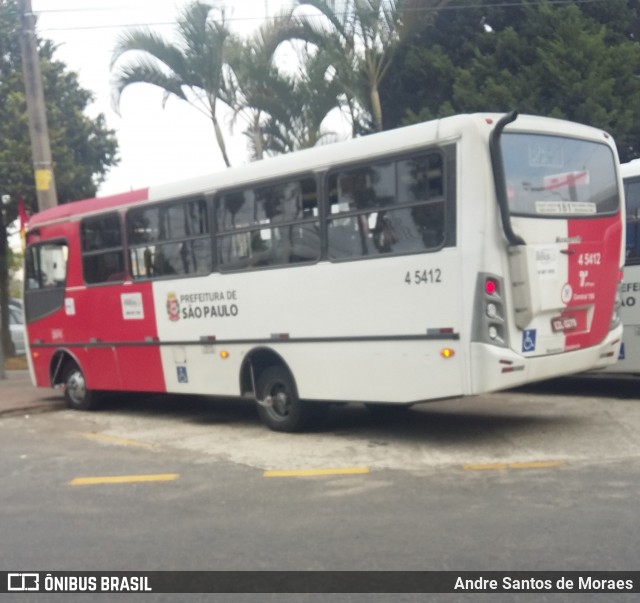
left=502, top=133, right=619, bottom=218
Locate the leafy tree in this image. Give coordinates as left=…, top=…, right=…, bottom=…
left=288, top=0, right=449, bottom=134
left=381, top=0, right=640, bottom=162
left=0, top=0, right=118, bottom=358
left=111, top=1, right=235, bottom=167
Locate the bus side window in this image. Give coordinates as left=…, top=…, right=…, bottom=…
left=25, top=242, right=69, bottom=290
left=216, top=177, right=320, bottom=272
left=127, top=198, right=211, bottom=279
left=81, top=213, right=125, bottom=284
left=327, top=151, right=446, bottom=260
left=625, top=179, right=640, bottom=264
left=24, top=242, right=69, bottom=323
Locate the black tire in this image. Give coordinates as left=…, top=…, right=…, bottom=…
left=63, top=363, right=101, bottom=411
left=255, top=365, right=321, bottom=432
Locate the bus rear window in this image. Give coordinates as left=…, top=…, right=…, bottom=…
left=502, top=133, right=619, bottom=218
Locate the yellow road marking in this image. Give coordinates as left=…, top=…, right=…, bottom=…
left=79, top=432, right=154, bottom=449
left=263, top=467, right=370, bottom=478
left=463, top=460, right=566, bottom=471
left=69, top=474, right=179, bottom=486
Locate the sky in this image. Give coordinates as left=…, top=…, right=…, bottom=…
left=30, top=0, right=295, bottom=197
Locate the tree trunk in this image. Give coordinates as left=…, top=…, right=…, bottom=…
left=212, top=115, right=232, bottom=168
left=370, top=85, right=383, bottom=132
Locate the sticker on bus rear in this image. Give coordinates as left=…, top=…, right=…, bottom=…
left=522, top=329, right=537, bottom=353
left=177, top=366, right=188, bottom=383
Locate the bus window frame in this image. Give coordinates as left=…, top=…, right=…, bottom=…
left=24, top=238, right=69, bottom=323
left=213, top=172, right=322, bottom=274
left=324, top=145, right=456, bottom=263
left=500, top=131, right=620, bottom=221
left=624, top=176, right=640, bottom=266
left=125, top=195, right=214, bottom=282
left=80, top=211, right=127, bottom=287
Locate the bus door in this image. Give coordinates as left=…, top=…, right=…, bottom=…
left=491, top=114, right=622, bottom=357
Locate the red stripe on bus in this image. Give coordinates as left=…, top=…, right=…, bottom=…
left=564, top=214, right=622, bottom=350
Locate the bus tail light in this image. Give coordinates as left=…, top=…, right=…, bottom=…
left=440, top=348, right=455, bottom=358
left=610, top=280, right=623, bottom=331
left=485, top=278, right=498, bottom=296
left=472, top=273, right=509, bottom=348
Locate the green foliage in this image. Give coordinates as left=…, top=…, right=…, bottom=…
left=291, top=0, right=449, bottom=134
left=0, top=0, right=118, bottom=358
left=111, top=1, right=235, bottom=167
left=0, top=0, right=119, bottom=223
left=380, top=0, right=640, bottom=161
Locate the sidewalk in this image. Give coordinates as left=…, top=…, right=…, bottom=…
left=0, top=370, right=65, bottom=416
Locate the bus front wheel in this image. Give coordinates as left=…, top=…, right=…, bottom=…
left=255, top=365, right=317, bottom=432
left=63, top=363, right=100, bottom=411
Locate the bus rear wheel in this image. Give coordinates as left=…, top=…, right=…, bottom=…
left=63, top=363, right=100, bottom=411
left=256, top=365, right=318, bottom=432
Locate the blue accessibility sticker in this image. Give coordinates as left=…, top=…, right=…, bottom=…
left=522, top=329, right=536, bottom=353
left=177, top=366, right=188, bottom=383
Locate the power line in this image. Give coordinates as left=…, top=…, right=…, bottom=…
left=34, top=0, right=614, bottom=33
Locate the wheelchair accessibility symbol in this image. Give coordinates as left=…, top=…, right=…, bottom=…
left=177, top=366, right=189, bottom=383
left=522, top=329, right=537, bottom=353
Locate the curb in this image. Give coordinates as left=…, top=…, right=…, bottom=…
left=0, top=400, right=66, bottom=418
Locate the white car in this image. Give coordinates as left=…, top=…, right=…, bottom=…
left=8, top=300, right=26, bottom=356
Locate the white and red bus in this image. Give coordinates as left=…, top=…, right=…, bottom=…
left=605, top=159, right=640, bottom=373
left=24, top=112, right=625, bottom=431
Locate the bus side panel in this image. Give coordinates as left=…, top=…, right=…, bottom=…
left=285, top=341, right=463, bottom=403
left=606, top=264, right=640, bottom=373
left=31, top=347, right=57, bottom=389
left=116, top=347, right=166, bottom=392
left=151, top=251, right=465, bottom=403
left=82, top=347, right=121, bottom=390
left=61, top=282, right=165, bottom=392
left=112, top=282, right=165, bottom=392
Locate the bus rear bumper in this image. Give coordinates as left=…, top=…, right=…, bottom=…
left=470, top=325, right=623, bottom=393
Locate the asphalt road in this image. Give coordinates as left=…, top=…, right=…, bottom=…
left=1, top=375, right=639, bottom=602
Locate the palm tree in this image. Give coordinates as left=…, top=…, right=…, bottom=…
left=227, top=13, right=343, bottom=158
left=224, top=13, right=291, bottom=160
left=291, top=0, right=450, bottom=133
left=255, top=47, right=344, bottom=155
left=110, top=1, right=234, bottom=167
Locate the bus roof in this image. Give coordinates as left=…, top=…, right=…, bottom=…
left=27, top=112, right=614, bottom=229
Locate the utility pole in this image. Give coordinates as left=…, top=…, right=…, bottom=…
left=18, top=0, right=58, bottom=211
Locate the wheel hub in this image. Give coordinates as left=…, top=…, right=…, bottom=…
left=67, top=372, right=86, bottom=404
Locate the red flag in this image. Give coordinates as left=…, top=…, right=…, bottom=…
left=18, top=197, right=29, bottom=251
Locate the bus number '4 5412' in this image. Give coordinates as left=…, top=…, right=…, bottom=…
left=405, top=269, right=443, bottom=285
